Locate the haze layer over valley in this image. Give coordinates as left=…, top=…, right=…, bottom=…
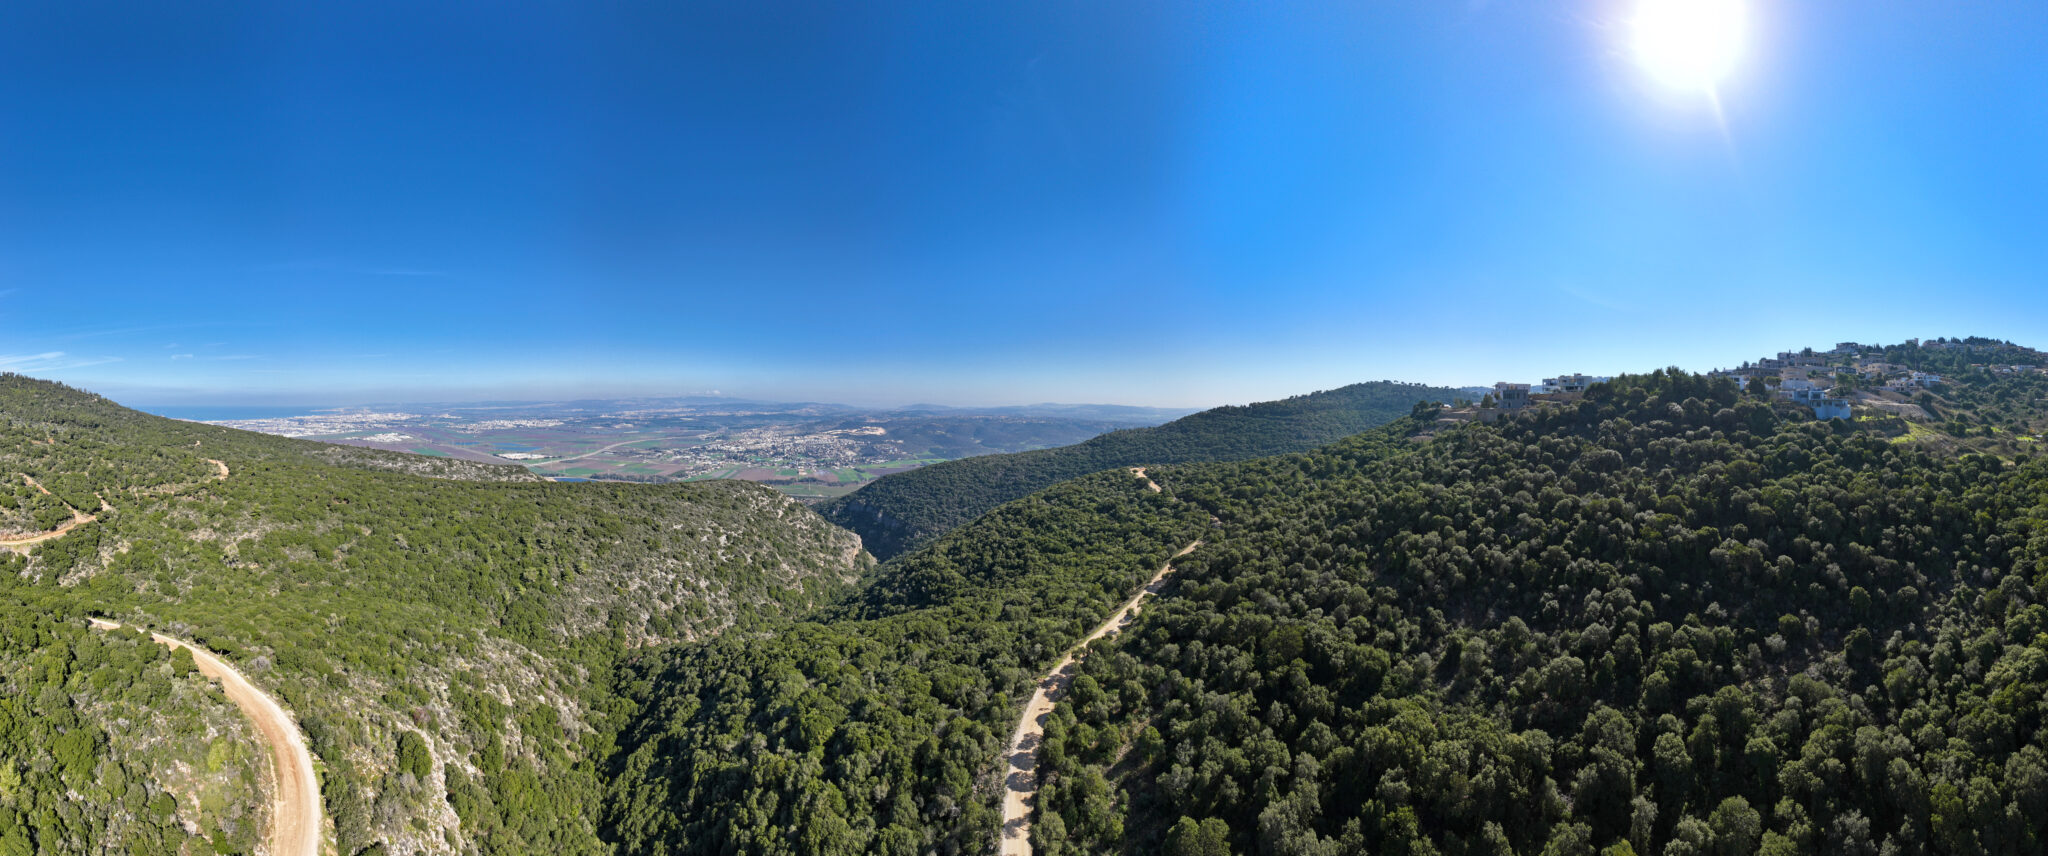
left=182, top=398, right=1189, bottom=501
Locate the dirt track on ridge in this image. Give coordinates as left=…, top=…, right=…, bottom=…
left=0, top=511, right=97, bottom=547
left=998, top=535, right=1200, bottom=856
left=1, top=458, right=231, bottom=549
left=89, top=618, right=323, bottom=856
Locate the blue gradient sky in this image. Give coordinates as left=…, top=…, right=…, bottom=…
left=3, top=2, right=2045, bottom=408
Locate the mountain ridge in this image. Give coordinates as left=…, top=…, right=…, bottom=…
left=816, top=380, right=1458, bottom=559
left=604, top=343, right=2048, bottom=856
left=0, top=373, right=869, bottom=855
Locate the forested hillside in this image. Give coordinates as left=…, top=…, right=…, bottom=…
left=0, top=374, right=868, bottom=856
left=0, top=597, right=266, bottom=854
left=18, top=352, right=2048, bottom=856
left=604, top=361, right=2048, bottom=856
left=815, top=381, right=1456, bottom=559
left=603, top=467, right=1211, bottom=854
left=1033, top=370, right=2048, bottom=855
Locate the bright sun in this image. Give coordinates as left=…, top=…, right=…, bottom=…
left=1633, top=0, right=1747, bottom=92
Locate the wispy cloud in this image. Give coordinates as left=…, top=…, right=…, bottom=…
left=0, top=351, right=122, bottom=372
left=206, top=354, right=262, bottom=362
left=0, top=351, right=67, bottom=366
left=170, top=353, right=195, bottom=360
left=47, top=323, right=229, bottom=342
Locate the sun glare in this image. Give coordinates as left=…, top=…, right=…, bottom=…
left=1633, top=0, right=1747, bottom=92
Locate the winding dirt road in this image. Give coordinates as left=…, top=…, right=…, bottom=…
left=0, top=458, right=230, bottom=550
left=0, top=511, right=96, bottom=548
left=0, top=475, right=95, bottom=548
left=998, top=538, right=1200, bottom=856
left=89, top=618, right=323, bottom=856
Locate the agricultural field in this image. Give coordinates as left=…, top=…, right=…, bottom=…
left=185, top=397, right=1188, bottom=500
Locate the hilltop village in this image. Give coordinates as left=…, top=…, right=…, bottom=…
left=1442, top=337, right=2048, bottom=428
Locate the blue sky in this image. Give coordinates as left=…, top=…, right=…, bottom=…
left=3, top=1, right=2045, bottom=408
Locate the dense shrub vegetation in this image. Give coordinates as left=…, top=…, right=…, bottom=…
left=1035, top=369, right=2048, bottom=855
left=0, top=586, right=265, bottom=855
left=0, top=374, right=867, bottom=855
left=604, top=468, right=1211, bottom=854
left=10, top=345, right=2048, bottom=856
left=816, top=381, right=1456, bottom=559
left=609, top=361, right=2048, bottom=856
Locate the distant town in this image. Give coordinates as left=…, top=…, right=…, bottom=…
left=193, top=398, right=1185, bottom=500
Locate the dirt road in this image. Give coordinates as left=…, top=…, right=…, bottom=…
left=998, top=540, right=1201, bottom=856
left=1, top=458, right=230, bottom=550
left=0, top=511, right=96, bottom=548
left=1, top=474, right=95, bottom=548
left=89, top=619, right=323, bottom=856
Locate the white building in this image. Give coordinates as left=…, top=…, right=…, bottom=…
left=1787, top=387, right=1851, bottom=420
left=1812, top=398, right=1851, bottom=420
left=1541, top=373, right=1609, bottom=394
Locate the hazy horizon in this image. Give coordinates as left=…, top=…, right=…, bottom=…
left=6, top=2, right=2046, bottom=407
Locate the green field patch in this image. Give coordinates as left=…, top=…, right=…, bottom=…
left=873, top=457, right=947, bottom=469
left=774, top=468, right=799, bottom=477
left=409, top=447, right=451, bottom=457
left=1892, top=421, right=1943, bottom=444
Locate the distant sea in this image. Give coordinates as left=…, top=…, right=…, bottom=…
left=140, top=405, right=333, bottom=422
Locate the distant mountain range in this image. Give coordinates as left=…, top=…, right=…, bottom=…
left=165, top=395, right=1194, bottom=498
left=893, top=402, right=1200, bottom=422
left=815, top=380, right=1460, bottom=559
left=146, top=395, right=1196, bottom=423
